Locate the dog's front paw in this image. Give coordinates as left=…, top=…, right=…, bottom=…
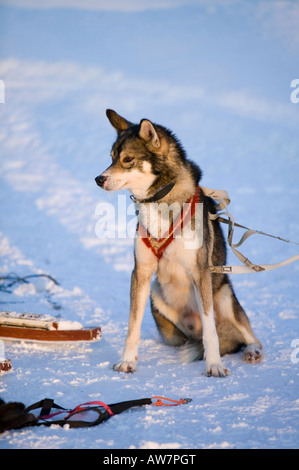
left=113, top=360, right=137, bottom=373
left=205, top=363, right=230, bottom=378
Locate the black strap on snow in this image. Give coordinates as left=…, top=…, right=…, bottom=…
left=26, top=398, right=66, bottom=415
left=24, top=397, right=153, bottom=429
left=1, top=396, right=190, bottom=432
left=42, top=408, right=108, bottom=429
left=108, top=398, right=152, bottom=415
left=25, top=398, right=107, bottom=428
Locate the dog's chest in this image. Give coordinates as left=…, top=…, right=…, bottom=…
left=156, top=237, right=198, bottom=292
left=137, top=200, right=202, bottom=253
left=137, top=202, right=182, bottom=239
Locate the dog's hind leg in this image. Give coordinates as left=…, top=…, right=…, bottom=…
left=151, top=299, right=189, bottom=347
left=213, top=280, right=263, bottom=363
left=150, top=280, right=204, bottom=358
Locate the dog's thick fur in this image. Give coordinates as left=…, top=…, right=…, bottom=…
left=0, top=398, right=37, bottom=432
left=95, top=109, right=262, bottom=377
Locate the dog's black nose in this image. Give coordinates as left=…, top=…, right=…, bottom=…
left=95, top=175, right=107, bottom=187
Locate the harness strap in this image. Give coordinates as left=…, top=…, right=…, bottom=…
left=201, top=186, right=299, bottom=274
left=63, top=401, right=114, bottom=419
left=138, top=186, right=200, bottom=259
left=108, top=398, right=152, bottom=415
left=1, top=395, right=191, bottom=432
left=25, top=398, right=66, bottom=415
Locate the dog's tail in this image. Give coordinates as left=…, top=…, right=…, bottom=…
left=180, top=340, right=204, bottom=363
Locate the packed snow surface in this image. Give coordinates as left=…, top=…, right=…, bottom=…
left=0, top=0, right=298, bottom=449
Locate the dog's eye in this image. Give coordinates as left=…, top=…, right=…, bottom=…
left=123, top=156, right=134, bottom=164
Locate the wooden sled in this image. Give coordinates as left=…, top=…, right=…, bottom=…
left=0, top=312, right=101, bottom=343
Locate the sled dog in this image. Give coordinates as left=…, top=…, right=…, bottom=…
left=95, top=109, right=262, bottom=377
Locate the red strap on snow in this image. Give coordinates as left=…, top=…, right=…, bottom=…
left=39, top=410, right=65, bottom=420
left=68, top=401, right=114, bottom=417
left=151, top=396, right=190, bottom=407
left=138, top=186, right=200, bottom=260
left=40, top=401, right=114, bottom=420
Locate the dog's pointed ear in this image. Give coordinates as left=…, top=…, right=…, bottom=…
left=139, top=119, right=160, bottom=148
left=106, top=109, right=132, bottom=133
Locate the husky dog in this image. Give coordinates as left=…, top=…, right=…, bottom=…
left=95, top=109, right=262, bottom=377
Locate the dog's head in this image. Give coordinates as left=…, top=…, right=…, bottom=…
left=95, top=109, right=174, bottom=200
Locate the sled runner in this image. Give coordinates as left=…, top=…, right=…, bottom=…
left=0, top=396, right=192, bottom=432
left=0, top=311, right=101, bottom=343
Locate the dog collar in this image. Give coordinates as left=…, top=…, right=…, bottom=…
left=130, top=182, right=175, bottom=204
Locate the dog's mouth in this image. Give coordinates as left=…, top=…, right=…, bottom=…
left=95, top=175, right=127, bottom=192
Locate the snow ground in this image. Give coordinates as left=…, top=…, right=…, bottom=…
left=0, top=0, right=298, bottom=450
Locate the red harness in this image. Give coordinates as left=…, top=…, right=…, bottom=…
left=138, top=186, right=200, bottom=260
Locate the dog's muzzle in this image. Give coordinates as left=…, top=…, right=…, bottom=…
left=95, top=175, right=107, bottom=188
